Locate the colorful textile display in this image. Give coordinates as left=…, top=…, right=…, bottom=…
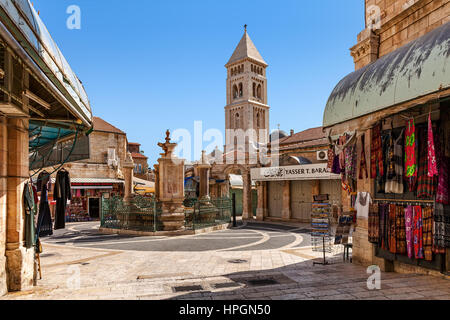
left=395, top=205, right=406, bottom=254
left=327, top=146, right=335, bottom=171
left=345, top=140, right=357, bottom=181
left=436, top=127, right=449, bottom=205
left=339, top=134, right=347, bottom=173
left=368, top=203, right=379, bottom=243
left=434, top=203, right=450, bottom=249
left=405, top=119, right=417, bottom=191
left=331, top=154, right=341, bottom=174
left=385, top=130, right=404, bottom=194
left=427, top=113, right=438, bottom=177
left=405, top=205, right=414, bottom=259
left=359, top=134, right=368, bottom=179
left=379, top=204, right=389, bottom=251
left=413, top=206, right=424, bottom=260
left=389, top=204, right=397, bottom=254
left=371, top=123, right=384, bottom=179
left=422, top=206, right=433, bottom=261
left=417, top=126, right=436, bottom=198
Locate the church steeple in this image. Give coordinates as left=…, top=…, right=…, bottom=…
left=224, top=28, right=270, bottom=153
left=226, top=28, right=267, bottom=67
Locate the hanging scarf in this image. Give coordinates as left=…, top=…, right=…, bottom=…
left=359, top=134, right=368, bottom=179
left=413, top=206, right=424, bottom=259
left=395, top=205, right=406, bottom=254
left=379, top=204, right=389, bottom=250
left=327, top=146, right=335, bottom=171
left=434, top=203, right=450, bottom=249
left=404, top=205, right=414, bottom=259
left=405, top=119, right=417, bottom=191
left=427, top=113, right=438, bottom=177
left=388, top=204, right=397, bottom=254
left=422, top=206, right=433, bottom=261
left=436, top=126, right=449, bottom=205
left=368, top=203, right=379, bottom=243
left=417, top=126, right=436, bottom=199
left=371, top=123, right=384, bottom=179
left=345, top=139, right=357, bottom=181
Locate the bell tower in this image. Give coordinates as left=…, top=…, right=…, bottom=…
left=224, top=27, right=270, bottom=154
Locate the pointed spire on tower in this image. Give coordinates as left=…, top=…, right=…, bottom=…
left=226, top=27, right=267, bottom=66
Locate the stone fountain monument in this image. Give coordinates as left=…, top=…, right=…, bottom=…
left=154, top=130, right=185, bottom=231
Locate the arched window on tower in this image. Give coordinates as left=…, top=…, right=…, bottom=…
left=252, top=83, right=256, bottom=97
left=239, top=83, right=243, bottom=97
left=233, top=85, right=238, bottom=99
left=257, top=84, right=262, bottom=99
left=235, top=112, right=240, bottom=129
left=256, top=112, right=260, bottom=128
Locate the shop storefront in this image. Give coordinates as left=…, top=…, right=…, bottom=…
left=323, top=22, right=450, bottom=274
left=251, top=163, right=341, bottom=222
left=68, top=178, right=124, bottom=221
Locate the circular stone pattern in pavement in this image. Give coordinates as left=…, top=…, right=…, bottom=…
left=42, top=221, right=311, bottom=252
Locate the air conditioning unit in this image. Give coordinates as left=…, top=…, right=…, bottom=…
left=317, top=150, right=328, bottom=161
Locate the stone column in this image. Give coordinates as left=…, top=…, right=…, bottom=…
left=5, top=118, right=34, bottom=292
left=242, top=170, right=252, bottom=220
left=0, top=116, right=7, bottom=295
left=256, top=181, right=264, bottom=221
left=281, top=180, right=291, bottom=220
left=122, top=152, right=134, bottom=202
left=195, top=151, right=211, bottom=200
left=263, top=181, right=269, bottom=218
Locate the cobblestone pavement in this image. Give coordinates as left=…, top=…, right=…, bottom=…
left=1, top=221, right=449, bottom=300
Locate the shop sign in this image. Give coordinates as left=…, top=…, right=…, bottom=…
left=251, top=163, right=341, bottom=181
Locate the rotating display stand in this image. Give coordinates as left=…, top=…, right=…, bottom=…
left=311, top=195, right=333, bottom=266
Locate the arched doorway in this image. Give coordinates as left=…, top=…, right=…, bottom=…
left=223, top=165, right=257, bottom=219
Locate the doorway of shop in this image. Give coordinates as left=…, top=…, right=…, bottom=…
left=88, top=198, right=100, bottom=219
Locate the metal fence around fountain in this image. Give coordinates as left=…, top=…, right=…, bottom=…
left=184, top=197, right=232, bottom=231
left=100, top=195, right=164, bottom=232
left=101, top=195, right=232, bottom=233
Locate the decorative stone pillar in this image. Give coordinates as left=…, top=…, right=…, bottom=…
left=195, top=151, right=211, bottom=200
left=5, top=118, right=34, bottom=292
left=156, top=130, right=185, bottom=231
left=350, top=29, right=380, bottom=71
left=281, top=180, right=291, bottom=220
left=242, top=170, right=252, bottom=220
left=263, top=181, right=269, bottom=218
left=256, top=181, right=264, bottom=221
left=122, top=152, right=134, bottom=202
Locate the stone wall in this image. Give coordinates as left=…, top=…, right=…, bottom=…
left=352, top=0, right=449, bottom=69
left=64, top=130, right=127, bottom=180
left=0, top=116, right=7, bottom=295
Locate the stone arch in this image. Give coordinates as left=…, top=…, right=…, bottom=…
left=233, top=84, right=239, bottom=99
left=257, top=84, right=262, bottom=99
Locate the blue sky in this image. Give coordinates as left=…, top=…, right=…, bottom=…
left=35, top=0, right=364, bottom=165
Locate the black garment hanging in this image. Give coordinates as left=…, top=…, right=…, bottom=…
left=54, top=169, right=71, bottom=230
left=23, top=182, right=36, bottom=249
left=36, top=171, right=53, bottom=237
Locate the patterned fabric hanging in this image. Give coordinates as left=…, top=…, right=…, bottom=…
left=427, top=113, right=438, bottom=177
left=379, top=204, right=390, bottom=251
left=327, top=146, right=335, bottom=171
left=434, top=203, right=450, bottom=249
left=385, top=130, right=404, bottom=194
left=417, top=126, right=436, bottom=199
left=395, top=205, right=406, bottom=254
left=405, top=119, right=417, bottom=191
left=405, top=205, right=414, bottom=259
left=436, top=126, right=449, bottom=205
left=413, top=206, right=424, bottom=260
left=371, top=123, right=384, bottom=179
left=422, top=206, right=433, bottom=261
left=359, top=134, right=368, bottom=180
left=389, top=204, right=397, bottom=254
left=368, top=203, right=379, bottom=243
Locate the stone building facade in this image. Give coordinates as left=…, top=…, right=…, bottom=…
left=65, top=117, right=127, bottom=180
left=324, top=0, right=450, bottom=275
left=251, top=127, right=342, bottom=222
left=128, top=142, right=150, bottom=181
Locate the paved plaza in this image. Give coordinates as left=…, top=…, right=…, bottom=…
left=1, top=221, right=449, bottom=300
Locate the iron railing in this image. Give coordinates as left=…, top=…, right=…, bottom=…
left=101, top=195, right=232, bottom=232
left=185, top=197, right=232, bottom=230
left=100, top=195, right=163, bottom=232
